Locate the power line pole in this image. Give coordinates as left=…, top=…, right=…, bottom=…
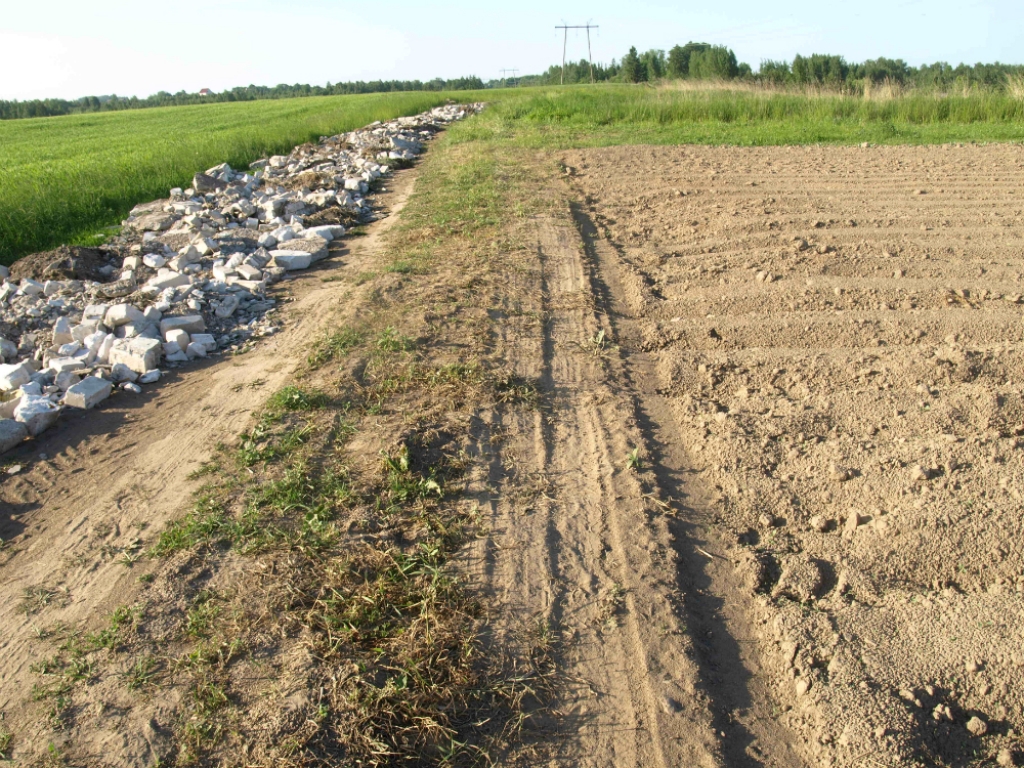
left=499, top=68, right=520, bottom=87
left=555, top=24, right=599, bottom=85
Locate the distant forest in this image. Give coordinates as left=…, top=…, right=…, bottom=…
left=4, top=43, right=1024, bottom=120
left=0, top=77, right=486, bottom=120
left=521, top=43, right=1024, bottom=90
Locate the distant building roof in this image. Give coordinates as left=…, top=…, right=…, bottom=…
left=199, top=88, right=212, bottom=95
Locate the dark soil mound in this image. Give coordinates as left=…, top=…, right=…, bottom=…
left=9, top=245, right=114, bottom=283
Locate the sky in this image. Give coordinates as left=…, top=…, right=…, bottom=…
left=0, top=0, right=1019, bottom=101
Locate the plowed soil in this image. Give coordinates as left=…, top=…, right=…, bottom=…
left=558, top=143, right=1024, bottom=767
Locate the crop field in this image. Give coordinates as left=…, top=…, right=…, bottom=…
left=3, top=84, right=1024, bottom=264
left=3, top=87, right=1024, bottom=767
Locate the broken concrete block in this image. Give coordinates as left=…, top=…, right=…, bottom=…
left=0, top=362, right=32, bottom=392
left=235, top=264, right=263, bottom=281
left=64, top=376, right=113, bottom=409
left=160, top=315, right=206, bottom=336
left=214, top=294, right=240, bottom=318
left=147, top=272, right=191, bottom=291
left=109, top=337, right=162, bottom=375
left=104, top=303, right=145, bottom=327
left=20, top=278, right=44, bottom=296
left=270, top=250, right=312, bottom=270
left=185, top=341, right=207, bottom=359
left=0, top=418, right=28, bottom=454
left=14, top=394, right=60, bottom=436
left=282, top=235, right=329, bottom=262
left=190, top=333, right=217, bottom=353
left=111, top=363, right=139, bottom=383
left=97, top=334, right=116, bottom=365
left=47, top=357, right=84, bottom=375
left=306, top=224, right=345, bottom=241
left=55, top=370, right=81, bottom=391
left=138, top=370, right=161, bottom=384
left=52, top=316, right=75, bottom=346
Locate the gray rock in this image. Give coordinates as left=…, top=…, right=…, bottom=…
left=109, top=337, right=162, bottom=374
left=64, top=376, right=113, bottom=409
left=0, top=419, right=28, bottom=454
left=193, top=172, right=227, bottom=193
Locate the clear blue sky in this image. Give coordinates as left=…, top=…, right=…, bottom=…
left=1, top=0, right=1018, bottom=101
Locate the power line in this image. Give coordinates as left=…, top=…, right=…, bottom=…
left=555, top=24, right=599, bottom=85
left=499, top=68, right=520, bottom=87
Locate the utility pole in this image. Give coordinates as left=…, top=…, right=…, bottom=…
left=499, top=68, right=520, bottom=87
left=555, top=24, right=599, bottom=85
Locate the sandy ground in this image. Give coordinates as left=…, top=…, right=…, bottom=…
left=557, top=143, right=1024, bottom=767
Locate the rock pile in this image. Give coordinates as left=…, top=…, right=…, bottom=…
left=0, top=103, right=483, bottom=455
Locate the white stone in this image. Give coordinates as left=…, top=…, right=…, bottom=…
left=20, top=279, right=44, bottom=296
left=109, top=337, right=162, bottom=374
left=147, top=272, right=191, bottom=291
left=121, top=382, right=142, bottom=394
left=47, top=357, right=83, bottom=375
left=190, top=333, right=217, bottom=352
left=52, top=316, right=74, bottom=345
left=270, top=225, right=297, bottom=243
left=143, top=253, right=167, bottom=269
left=57, top=342, right=82, bottom=357
left=214, top=294, right=240, bottom=318
left=257, top=232, right=277, bottom=248
left=306, top=224, right=344, bottom=241
left=55, top=370, right=81, bottom=391
left=104, top=303, right=145, bottom=327
left=160, top=315, right=206, bottom=336
left=143, top=306, right=162, bottom=323
left=0, top=419, right=28, bottom=454
left=138, top=370, right=161, bottom=384
left=235, top=264, right=262, bottom=281
left=13, top=393, right=60, bottom=436
left=0, top=361, right=32, bottom=392
left=111, top=363, right=139, bottom=382
left=97, top=334, right=116, bottom=365
left=64, top=376, right=113, bottom=410
left=186, top=341, right=207, bottom=359
left=271, top=250, right=312, bottom=270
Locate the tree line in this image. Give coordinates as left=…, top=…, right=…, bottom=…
left=0, top=77, right=485, bottom=120
left=518, top=42, right=1024, bottom=90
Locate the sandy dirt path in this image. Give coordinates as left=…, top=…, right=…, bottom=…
left=0, top=168, right=419, bottom=745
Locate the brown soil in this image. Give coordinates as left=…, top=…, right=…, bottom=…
left=8, top=245, right=116, bottom=283
left=3, top=141, right=1024, bottom=768
left=559, top=143, right=1024, bottom=767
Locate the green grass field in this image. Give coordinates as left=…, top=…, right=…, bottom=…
left=3, top=83, right=1023, bottom=265
left=0, top=92, right=467, bottom=264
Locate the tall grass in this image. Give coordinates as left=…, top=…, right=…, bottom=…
left=447, top=84, right=1024, bottom=150
left=0, top=92, right=475, bottom=264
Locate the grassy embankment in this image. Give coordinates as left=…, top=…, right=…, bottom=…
left=3, top=83, right=1024, bottom=265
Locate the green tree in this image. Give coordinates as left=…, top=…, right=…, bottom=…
left=621, top=47, right=645, bottom=83
left=640, top=49, right=666, bottom=80
left=667, top=42, right=711, bottom=78
left=689, top=45, right=739, bottom=80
